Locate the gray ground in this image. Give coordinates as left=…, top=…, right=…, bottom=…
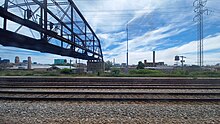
left=0, top=101, right=219, bottom=124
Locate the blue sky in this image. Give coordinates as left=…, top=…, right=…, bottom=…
left=0, top=0, right=220, bottom=65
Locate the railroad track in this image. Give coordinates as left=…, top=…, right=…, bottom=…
left=0, top=77, right=220, bottom=102
left=0, top=90, right=220, bottom=101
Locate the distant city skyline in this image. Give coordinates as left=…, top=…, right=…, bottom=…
left=0, top=51, right=86, bottom=64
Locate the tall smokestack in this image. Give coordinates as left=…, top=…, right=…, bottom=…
left=153, top=51, right=155, bottom=67
left=28, top=57, right=31, bottom=70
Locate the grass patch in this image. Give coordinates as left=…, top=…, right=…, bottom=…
left=0, top=70, right=60, bottom=76
left=0, top=69, right=220, bottom=77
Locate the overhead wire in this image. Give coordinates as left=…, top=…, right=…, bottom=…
left=80, top=7, right=193, bottom=13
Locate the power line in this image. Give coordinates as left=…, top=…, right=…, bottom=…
left=81, top=12, right=193, bottom=17
left=82, top=10, right=193, bottom=16
left=90, top=22, right=196, bottom=27
left=193, top=0, right=211, bottom=67
left=80, top=7, right=193, bottom=13
left=83, top=12, right=194, bottom=19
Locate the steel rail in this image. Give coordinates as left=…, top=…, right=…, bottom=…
left=0, top=90, right=220, bottom=95
left=1, top=83, right=220, bottom=86
left=1, top=86, right=220, bottom=89
left=0, top=97, right=220, bottom=102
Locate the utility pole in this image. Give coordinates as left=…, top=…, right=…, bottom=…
left=179, top=56, right=186, bottom=70
left=70, top=59, right=72, bottom=69
left=193, top=0, right=210, bottom=67
left=174, top=55, right=186, bottom=70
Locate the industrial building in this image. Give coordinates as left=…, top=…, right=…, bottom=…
left=23, top=60, right=28, bottom=63
left=0, top=59, right=10, bottom=64
left=0, top=57, right=11, bottom=69
left=87, top=60, right=104, bottom=73
left=144, top=51, right=165, bottom=67
left=121, top=63, right=127, bottom=67
left=0, top=57, right=10, bottom=64
left=144, top=60, right=165, bottom=67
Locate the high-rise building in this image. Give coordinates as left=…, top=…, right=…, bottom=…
left=15, top=56, right=20, bottom=64
left=27, top=57, right=31, bottom=70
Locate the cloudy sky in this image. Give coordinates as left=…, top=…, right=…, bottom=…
left=0, top=0, right=220, bottom=65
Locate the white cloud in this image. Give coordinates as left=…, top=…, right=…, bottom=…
left=98, top=31, right=126, bottom=50
left=104, top=22, right=191, bottom=61
left=1, top=0, right=220, bottom=66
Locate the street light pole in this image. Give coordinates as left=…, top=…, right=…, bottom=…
left=126, top=23, right=129, bottom=74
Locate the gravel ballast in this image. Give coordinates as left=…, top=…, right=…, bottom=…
left=0, top=101, right=219, bottom=124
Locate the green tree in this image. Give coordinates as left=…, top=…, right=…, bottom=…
left=60, top=68, right=72, bottom=74
left=111, top=68, right=121, bottom=76
left=137, top=61, right=145, bottom=69
left=105, top=61, right=113, bottom=71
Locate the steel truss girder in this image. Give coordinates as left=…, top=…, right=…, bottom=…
left=0, top=0, right=103, bottom=61
left=0, top=29, right=97, bottom=60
